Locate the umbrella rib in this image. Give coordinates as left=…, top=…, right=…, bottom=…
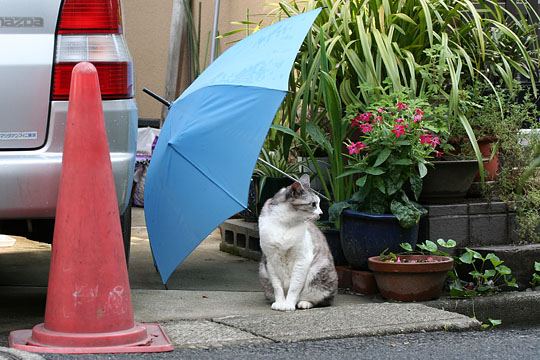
left=170, top=145, right=247, bottom=210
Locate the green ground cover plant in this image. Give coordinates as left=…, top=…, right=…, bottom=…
left=382, top=239, right=519, bottom=297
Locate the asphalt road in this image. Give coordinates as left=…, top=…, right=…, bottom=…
left=39, top=327, right=539, bottom=360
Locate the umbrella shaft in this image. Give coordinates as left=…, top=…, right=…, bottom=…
left=210, top=0, right=221, bottom=62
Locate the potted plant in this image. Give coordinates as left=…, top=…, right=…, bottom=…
left=368, top=240, right=455, bottom=301
left=457, top=87, right=504, bottom=182
left=266, top=0, right=540, bottom=187
left=330, top=94, right=444, bottom=269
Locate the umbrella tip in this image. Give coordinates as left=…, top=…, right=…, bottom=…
left=142, top=87, right=172, bottom=108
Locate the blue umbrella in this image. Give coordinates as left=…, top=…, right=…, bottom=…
left=144, top=9, right=321, bottom=283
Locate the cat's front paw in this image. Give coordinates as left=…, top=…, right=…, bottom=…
left=297, top=301, right=314, bottom=309
left=271, top=300, right=296, bottom=311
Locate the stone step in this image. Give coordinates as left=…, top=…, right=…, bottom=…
left=419, top=200, right=517, bottom=248
left=467, top=244, right=540, bottom=289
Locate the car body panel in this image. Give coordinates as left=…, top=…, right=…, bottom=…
left=0, top=0, right=137, bottom=224
left=0, top=99, right=137, bottom=218
left=0, top=0, right=62, bottom=149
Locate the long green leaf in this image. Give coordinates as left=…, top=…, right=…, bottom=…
left=458, top=113, right=485, bottom=182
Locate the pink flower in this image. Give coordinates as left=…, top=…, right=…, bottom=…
left=392, top=124, right=406, bottom=138
left=351, top=112, right=372, bottom=128
left=347, top=141, right=366, bottom=155
left=360, top=112, right=373, bottom=122
left=396, top=101, right=408, bottom=111
left=374, top=115, right=383, bottom=123
left=420, top=134, right=440, bottom=148
left=420, top=134, right=432, bottom=145
left=395, top=118, right=404, bottom=123
left=377, top=107, right=385, bottom=114
left=413, top=109, right=424, bottom=122
left=359, top=123, right=373, bottom=133
left=396, top=257, right=401, bottom=263
left=351, top=116, right=362, bottom=128
left=429, top=136, right=440, bottom=147
left=434, top=150, right=444, bottom=158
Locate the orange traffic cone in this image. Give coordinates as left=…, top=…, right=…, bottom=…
left=9, top=62, right=173, bottom=354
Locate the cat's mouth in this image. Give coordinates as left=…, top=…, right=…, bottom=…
left=309, top=214, right=321, bottom=221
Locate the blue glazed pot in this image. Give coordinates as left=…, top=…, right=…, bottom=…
left=340, top=209, right=419, bottom=270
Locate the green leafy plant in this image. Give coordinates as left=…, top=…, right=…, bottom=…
left=481, top=318, right=502, bottom=330
left=254, top=147, right=302, bottom=198
left=400, top=239, right=457, bottom=255
left=384, top=239, right=518, bottom=297
left=379, top=239, right=456, bottom=263
left=531, top=261, right=540, bottom=287
left=229, top=0, right=540, bottom=213
left=450, top=248, right=518, bottom=297
left=474, top=89, right=540, bottom=244
left=254, top=147, right=302, bottom=179
left=330, top=95, right=446, bottom=228
left=265, top=0, right=540, bottom=183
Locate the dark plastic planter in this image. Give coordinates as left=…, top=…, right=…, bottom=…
left=420, top=160, right=478, bottom=200
left=368, top=255, right=454, bottom=301
left=340, top=210, right=419, bottom=270
left=322, top=228, right=347, bottom=266
left=256, top=177, right=293, bottom=214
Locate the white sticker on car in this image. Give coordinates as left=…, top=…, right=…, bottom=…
left=0, top=131, right=38, bottom=140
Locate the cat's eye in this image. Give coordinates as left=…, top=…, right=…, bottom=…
left=311, top=202, right=316, bottom=208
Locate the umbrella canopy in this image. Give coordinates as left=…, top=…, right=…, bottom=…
left=144, top=9, right=321, bottom=283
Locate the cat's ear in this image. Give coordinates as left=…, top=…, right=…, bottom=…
left=289, top=174, right=310, bottom=198
left=299, top=174, right=311, bottom=189
left=287, top=180, right=306, bottom=198
left=290, top=181, right=304, bottom=195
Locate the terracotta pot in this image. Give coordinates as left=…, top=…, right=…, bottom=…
left=368, top=255, right=454, bottom=301
left=474, top=139, right=499, bottom=181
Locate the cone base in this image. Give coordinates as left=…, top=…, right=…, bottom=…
left=9, top=323, right=173, bottom=354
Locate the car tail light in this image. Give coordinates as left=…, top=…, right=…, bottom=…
left=52, top=0, right=133, bottom=100
left=53, top=62, right=131, bottom=100
left=58, top=0, right=122, bottom=34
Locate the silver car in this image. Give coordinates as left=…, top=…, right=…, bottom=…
left=0, top=0, right=137, bottom=259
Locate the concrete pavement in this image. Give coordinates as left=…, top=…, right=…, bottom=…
left=0, top=207, right=481, bottom=351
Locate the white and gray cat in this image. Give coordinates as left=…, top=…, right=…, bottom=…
left=258, top=174, right=338, bottom=311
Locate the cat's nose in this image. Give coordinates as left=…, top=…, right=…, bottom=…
left=316, top=208, right=323, bottom=215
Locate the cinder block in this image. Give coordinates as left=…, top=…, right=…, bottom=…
left=224, top=230, right=234, bottom=244
left=470, top=214, right=508, bottom=246
left=426, top=216, right=469, bottom=247
left=248, top=236, right=261, bottom=252
left=425, top=204, right=468, bottom=217
left=508, top=213, right=520, bottom=244
left=219, top=219, right=262, bottom=261
left=468, top=201, right=507, bottom=215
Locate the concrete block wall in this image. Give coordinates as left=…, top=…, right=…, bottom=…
left=418, top=201, right=517, bottom=248
left=220, top=201, right=520, bottom=261
left=219, top=219, right=261, bottom=261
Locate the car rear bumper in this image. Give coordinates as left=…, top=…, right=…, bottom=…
left=0, top=99, right=137, bottom=218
